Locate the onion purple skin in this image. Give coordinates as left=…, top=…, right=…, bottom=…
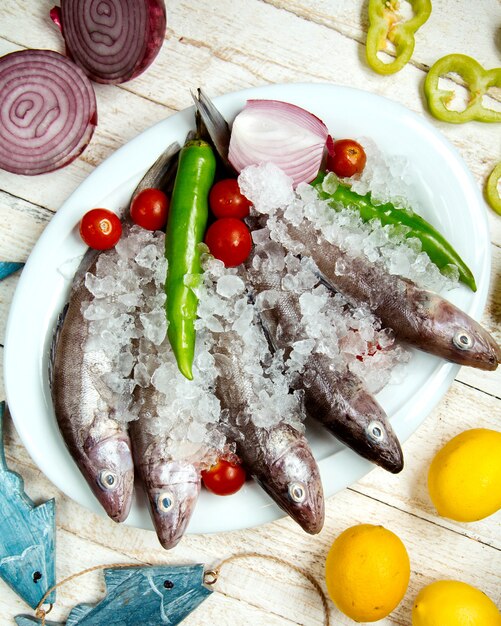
left=59, top=0, right=167, bottom=85
left=0, top=49, right=97, bottom=176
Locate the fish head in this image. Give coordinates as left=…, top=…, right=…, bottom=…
left=261, top=425, right=324, bottom=534
left=0, top=542, right=55, bottom=610
left=84, top=433, right=135, bottom=523
left=137, top=564, right=212, bottom=615
left=433, top=297, right=501, bottom=370
left=143, top=459, right=201, bottom=550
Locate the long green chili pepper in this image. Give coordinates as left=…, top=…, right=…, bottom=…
left=165, top=138, right=216, bottom=380
left=424, top=54, right=501, bottom=123
left=366, top=0, right=432, bottom=75
left=312, top=172, right=477, bottom=292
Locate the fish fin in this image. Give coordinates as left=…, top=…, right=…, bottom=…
left=0, top=261, right=24, bottom=281
left=48, top=304, right=69, bottom=393
left=32, top=498, right=56, bottom=523
left=15, top=616, right=62, bottom=626
left=0, top=401, right=7, bottom=470
left=192, top=88, right=235, bottom=173
left=131, top=141, right=181, bottom=199
left=67, top=603, right=94, bottom=626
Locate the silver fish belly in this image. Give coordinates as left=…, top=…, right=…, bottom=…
left=50, top=249, right=134, bottom=523
left=244, top=258, right=403, bottom=474
left=283, top=221, right=501, bottom=371
left=212, top=331, right=325, bottom=534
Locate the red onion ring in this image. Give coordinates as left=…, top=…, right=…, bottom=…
left=59, top=0, right=167, bottom=84
left=0, top=50, right=97, bottom=176
left=228, top=100, right=330, bottom=187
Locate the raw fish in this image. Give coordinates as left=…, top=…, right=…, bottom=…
left=50, top=249, right=134, bottom=523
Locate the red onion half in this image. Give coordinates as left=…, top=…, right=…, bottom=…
left=228, top=99, right=330, bottom=187
left=0, top=50, right=97, bottom=176
left=59, top=0, right=167, bottom=84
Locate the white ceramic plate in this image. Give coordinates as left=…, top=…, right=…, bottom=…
left=4, top=84, right=491, bottom=535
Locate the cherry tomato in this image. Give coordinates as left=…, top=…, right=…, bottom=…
left=204, top=217, right=252, bottom=267
left=201, top=459, right=246, bottom=496
left=209, top=179, right=252, bottom=219
left=130, top=188, right=169, bottom=231
left=79, top=208, right=122, bottom=250
left=326, top=139, right=367, bottom=178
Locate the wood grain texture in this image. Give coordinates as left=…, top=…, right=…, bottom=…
left=0, top=0, right=500, bottom=624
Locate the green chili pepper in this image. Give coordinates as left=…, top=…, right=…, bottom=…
left=425, top=54, right=501, bottom=123
left=366, top=0, right=431, bottom=75
left=165, top=138, right=216, bottom=380
left=486, top=162, right=501, bottom=216
left=312, top=172, right=477, bottom=292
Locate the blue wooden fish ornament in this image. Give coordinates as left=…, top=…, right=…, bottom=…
left=0, top=401, right=56, bottom=608
left=15, top=564, right=213, bottom=625
left=0, top=261, right=24, bottom=280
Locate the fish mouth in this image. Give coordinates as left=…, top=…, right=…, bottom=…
left=143, top=461, right=201, bottom=550
left=263, top=436, right=325, bottom=535
left=85, top=434, right=135, bottom=523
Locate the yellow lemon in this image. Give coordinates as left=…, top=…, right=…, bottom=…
left=428, top=428, right=501, bottom=522
left=412, top=580, right=501, bottom=626
left=325, top=524, right=410, bottom=622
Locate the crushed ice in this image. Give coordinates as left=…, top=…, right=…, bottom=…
left=78, top=145, right=457, bottom=466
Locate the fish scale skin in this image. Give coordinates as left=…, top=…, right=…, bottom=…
left=50, top=249, right=134, bottom=523
left=244, top=260, right=404, bottom=474
left=284, top=221, right=501, bottom=370
left=213, top=331, right=325, bottom=534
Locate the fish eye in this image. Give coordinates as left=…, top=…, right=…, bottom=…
left=368, top=421, right=385, bottom=442
left=157, top=492, right=174, bottom=513
left=288, top=482, right=306, bottom=503
left=32, top=571, right=42, bottom=584
left=163, top=580, right=174, bottom=589
left=99, top=470, right=118, bottom=491
left=453, top=330, right=473, bottom=351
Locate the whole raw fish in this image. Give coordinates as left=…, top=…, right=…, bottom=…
left=283, top=220, right=501, bottom=371
left=212, top=330, right=325, bottom=534
left=244, top=254, right=404, bottom=473
left=50, top=249, right=134, bottom=522
left=129, top=388, right=201, bottom=550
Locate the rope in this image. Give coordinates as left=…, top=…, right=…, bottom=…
left=205, top=551, right=330, bottom=626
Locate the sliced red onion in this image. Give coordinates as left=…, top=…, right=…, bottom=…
left=59, top=0, right=167, bottom=84
left=228, top=99, right=330, bottom=187
left=0, top=49, right=97, bottom=176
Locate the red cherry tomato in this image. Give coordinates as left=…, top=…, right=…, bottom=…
left=201, top=459, right=246, bottom=496
left=326, top=139, right=367, bottom=178
left=204, top=218, right=252, bottom=267
left=79, top=208, right=122, bottom=250
left=130, top=188, right=169, bottom=231
left=209, top=179, right=252, bottom=219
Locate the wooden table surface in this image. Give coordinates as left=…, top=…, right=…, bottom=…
left=0, top=1, right=500, bottom=624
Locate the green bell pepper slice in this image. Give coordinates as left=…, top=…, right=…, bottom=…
left=425, top=54, right=501, bottom=123
left=486, top=162, right=501, bottom=215
left=366, top=0, right=432, bottom=75
left=312, top=172, right=477, bottom=292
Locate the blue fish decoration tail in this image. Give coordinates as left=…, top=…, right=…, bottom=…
left=16, top=564, right=213, bottom=625
left=0, top=402, right=56, bottom=609
left=0, top=261, right=24, bottom=280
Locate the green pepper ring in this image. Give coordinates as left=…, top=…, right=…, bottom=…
left=424, top=54, right=501, bottom=124
left=486, top=162, right=501, bottom=216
